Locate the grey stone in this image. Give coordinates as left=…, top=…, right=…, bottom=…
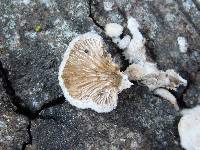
left=183, top=72, right=200, bottom=107
left=27, top=86, right=181, bottom=150
left=0, top=0, right=200, bottom=149
left=0, top=0, right=97, bottom=112
left=0, top=78, right=29, bottom=150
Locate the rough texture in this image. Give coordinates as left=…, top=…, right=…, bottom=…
left=0, top=78, right=29, bottom=150
left=0, top=0, right=96, bottom=112
left=183, top=72, right=200, bottom=107
left=28, top=85, right=181, bottom=150
left=91, top=0, right=200, bottom=106
left=0, top=0, right=200, bottom=149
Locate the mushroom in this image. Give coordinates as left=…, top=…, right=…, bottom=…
left=105, top=23, right=123, bottom=38
left=107, top=16, right=188, bottom=110
left=58, top=32, right=132, bottom=113
left=178, top=106, right=200, bottom=150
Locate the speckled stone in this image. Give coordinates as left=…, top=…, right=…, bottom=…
left=27, top=85, right=181, bottom=150
left=0, top=0, right=97, bottom=112
left=0, top=78, right=29, bottom=150
left=0, top=0, right=200, bottom=149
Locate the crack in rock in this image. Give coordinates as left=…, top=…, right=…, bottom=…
left=22, top=120, right=32, bottom=150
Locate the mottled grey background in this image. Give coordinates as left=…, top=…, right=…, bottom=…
left=0, top=0, right=199, bottom=149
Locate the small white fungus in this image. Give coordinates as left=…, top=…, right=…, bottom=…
left=105, top=23, right=123, bottom=38
left=127, top=17, right=140, bottom=36
left=118, top=16, right=187, bottom=110
left=123, top=17, right=146, bottom=64
left=112, top=35, right=131, bottom=49
left=117, top=35, right=131, bottom=49
left=178, top=106, right=200, bottom=150
left=177, top=36, right=188, bottom=53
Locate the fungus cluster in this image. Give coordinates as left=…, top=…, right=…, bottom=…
left=59, top=16, right=187, bottom=112
left=105, top=17, right=187, bottom=110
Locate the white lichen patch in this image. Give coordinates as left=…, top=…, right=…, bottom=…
left=177, top=36, right=188, bottom=53
left=105, top=23, right=123, bottom=38
left=103, top=1, right=114, bottom=11
left=182, top=0, right=195, bottom=12
left=58, top=32, right=132, bottom=113
left=178, top=106, right=200, bottom=150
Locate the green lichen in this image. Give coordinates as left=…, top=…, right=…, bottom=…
left=35, top=24, right=42, bottom=32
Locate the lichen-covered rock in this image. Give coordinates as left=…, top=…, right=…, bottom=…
left=0, top=0, right=97, bottom=112
left=91, top=0, right=200, bottom=106
left=0, top=78, right=29, bottom=150
left=27, top=85, right=181, bottom=150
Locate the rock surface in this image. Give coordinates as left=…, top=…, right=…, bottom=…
left=0, top=0, right=96, bottom=112
left=28, top=86, right=181, bottom=150
left=0, top=78, right=29, bottom=150
left=0, top=0, right=200, bottom=149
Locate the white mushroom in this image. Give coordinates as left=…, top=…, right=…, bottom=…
left=117, top=35, right=131, bottom=49
left=123, top=17, right=146, bottom=64
left=115, top=16, right=188, bottom=110
left=58, top=32, right=132, bottom=113
left=105, top=23, right=123, bottom=38
left=178, top=106, right=200, bottom=150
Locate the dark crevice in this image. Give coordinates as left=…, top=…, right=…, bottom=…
left=176, top=0, right=200, bottom=36
left=88, top=0, right=104, bottom=30
left=0, top=61, right=65, bottom=119
left=88, top=0, right=129, bottom=71
left=34, top=96, right=65, bottom=118
left=170, top=73, right=191, bottom=109
left=141, top=28, right=157, bottom=62
left=0, top=61, right=65, bottom=149
left=0, top=61, right=33, bottom=117
left=21, top=119, right=32, bottom=150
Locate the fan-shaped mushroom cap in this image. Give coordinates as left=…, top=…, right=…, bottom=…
left=58, top=32, right=132, bottom=113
